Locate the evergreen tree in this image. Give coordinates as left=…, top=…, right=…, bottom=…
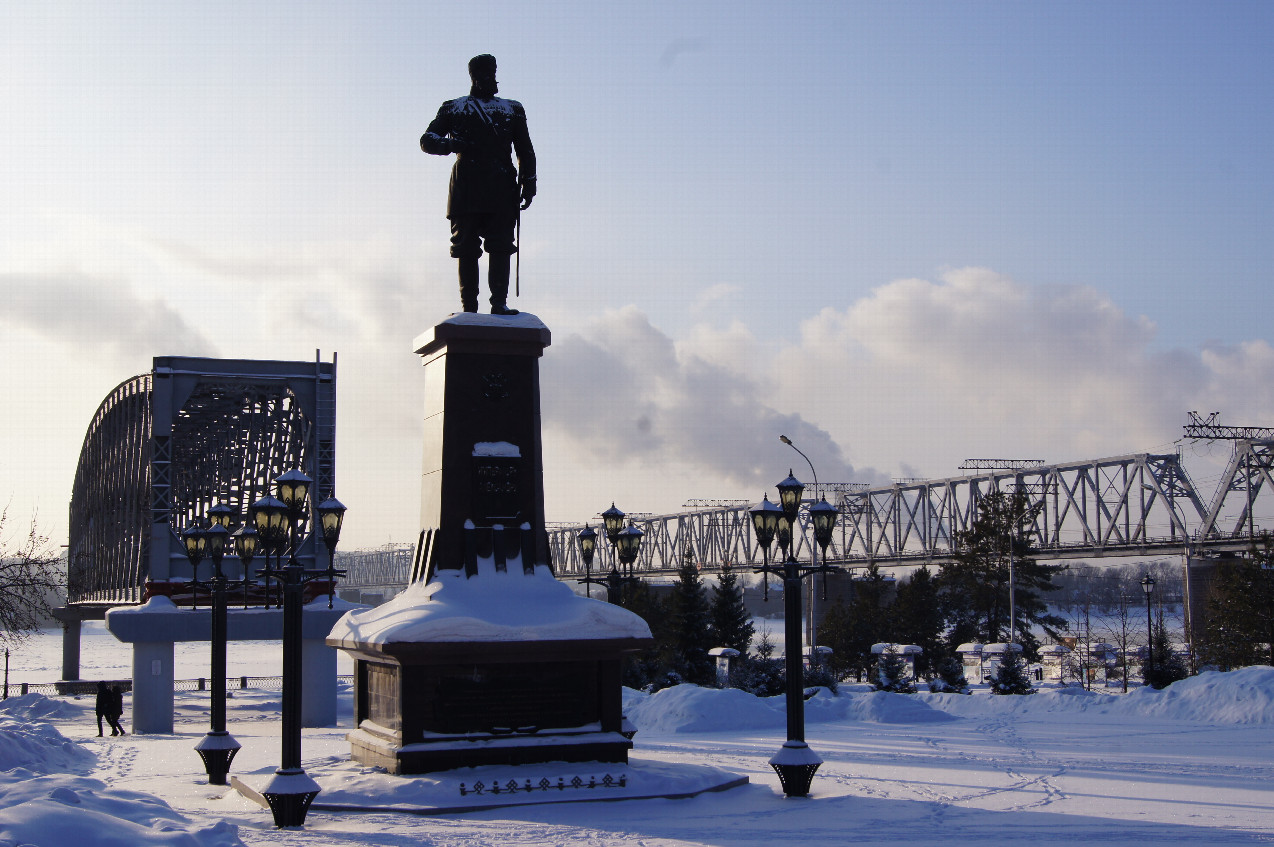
left=616, top=579, right=668, bottom=690
left=1199, top=535, right=1274, bottom=670
left=937, top=489, right=1066, bottom=658
left=1145, top=607, right=1189, bottom=689
left=815, top=598, right=857, bottom=681
left=893, top=565, right=945, bottom=677
left=929, top=656, right=970, bottom=693
left=989, top=650, right=1035, bottom=695
left=874, top=647, right=916, bottom=693
left=729, top=627, right=786, bottom=697
left=666, top=551, right=714, bottom=686
left=708, top=563, right=754, bottom=653
left=846, top=563, right=893, bottom=680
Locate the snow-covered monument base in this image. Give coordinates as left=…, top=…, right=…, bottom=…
left=327, top=315, right=651, bottom=774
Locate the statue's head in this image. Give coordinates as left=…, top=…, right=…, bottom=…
left=469, top=54, right=498, bottom=97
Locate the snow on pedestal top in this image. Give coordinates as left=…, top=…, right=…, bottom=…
left=328, top=558, right=650, bottom=646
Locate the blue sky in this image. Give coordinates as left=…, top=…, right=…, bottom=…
left=2, top=2, right=1272, bottom=548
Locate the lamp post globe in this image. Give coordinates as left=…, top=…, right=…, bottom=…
left=205, top=523, right=229, bottom=575
left=181, top=523, right=208, bottom=569
left=616, top=523, right=644, bottom=570
left=578, top=525, right=597, bottom=568
left=601, top=503, right=626, bottom=547
left=809, top=497, right=837, bottom=553
left=208, top=502, right=235, bottom=529
left=251, top=495, right=289, bottom=551
left=232, top=523, right=258, bottom=566
left=776, top=470, right=804, bottom=523
left=274, top=469, right=314, bottom=516
left=315, top=497, right=347, bottom=555
left=749, top=495, right=781, bottom=552
left=776, top=514, right=793, bottom=561
left=577, top=525, right=598, bottom=597
left=232, top=523, right=259, bottom=609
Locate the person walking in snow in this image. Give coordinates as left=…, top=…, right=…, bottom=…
left=94, top=681, right=111, bottom=736
left=105, top=685, right=126, bottom=736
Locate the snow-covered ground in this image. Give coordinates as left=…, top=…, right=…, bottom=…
left=4, top=626, right=1274, bottom=845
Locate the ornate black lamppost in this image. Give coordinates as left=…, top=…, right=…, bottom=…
left=1141, top=573, right=1156, bottom=685
left=751, top=470, right=840, bottom=797
left=232, top=522, right=259, bottom=609
left=185, top=516, right=242, bottom=785
left=616, top=523, right=644, bottom=574
left=750, top=495, right=781, bottom=601
left=599, top=503, right=632, bottom=603
left=256, top=470, right=347, bottom=828
left=576, top=525, right=606, bottom=598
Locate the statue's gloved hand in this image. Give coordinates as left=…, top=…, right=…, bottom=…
left=519, top=179, right=536, bottom=210
left=446, top=134, right=473, bottom=154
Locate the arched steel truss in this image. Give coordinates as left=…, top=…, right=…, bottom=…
left=68, top=355, right=337, bottom=605
left=549, top=447, right=1274, bottom=577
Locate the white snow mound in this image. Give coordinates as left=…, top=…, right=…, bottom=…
left=0, top=709, right=94, bottom=775
left=0, top=773, right=244, bottom=847
left=624, top=684, right=781, bottom=733
left=329, top=560, right=651, bottom=645
left=1116, top=665, right=1274, bottom=724
left=623, top=684, right=956, bottom=733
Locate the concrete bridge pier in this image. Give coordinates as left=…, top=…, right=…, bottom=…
left=106, top=596, right=354, bottom=734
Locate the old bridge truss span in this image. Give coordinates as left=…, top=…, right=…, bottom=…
left=68, top=355, right=337, bottom=606
left=549, top=446, right=1274, bottom=577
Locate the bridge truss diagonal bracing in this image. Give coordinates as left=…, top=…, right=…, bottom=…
left=549, top=449, right=1274, bottom=578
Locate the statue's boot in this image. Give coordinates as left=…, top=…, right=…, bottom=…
left=458, top=258, right=479, bottom=313
left=488, top=252, right=519, bottom=315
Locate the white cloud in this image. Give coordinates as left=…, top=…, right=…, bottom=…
left=0, top=272, right=218, bottom=363
left=690, top=282, right=742, bottom=314
left=541, top=306, right=880, bottom=510
left=774, top=267, right=1267, bottom=479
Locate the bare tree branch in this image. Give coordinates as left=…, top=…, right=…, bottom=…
left=0, top=508, right=64, bottom=646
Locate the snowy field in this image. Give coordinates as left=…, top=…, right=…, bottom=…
left=4, top=626, right=1274, bottom=845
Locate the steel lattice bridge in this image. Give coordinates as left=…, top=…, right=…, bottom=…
left=66, top=355, right=337, bottom=609
left=544, top=445, right=1274, bottom=578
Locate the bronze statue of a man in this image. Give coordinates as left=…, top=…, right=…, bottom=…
left=421, top=54, right=536, bottom=315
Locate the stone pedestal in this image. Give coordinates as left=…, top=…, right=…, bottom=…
left=328, top=313, right=651, bottom=775
left=414, top=314, right=552, bottom=580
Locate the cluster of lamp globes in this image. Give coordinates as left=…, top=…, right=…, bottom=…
left=178, top=469, right=347, bottom=606
left=576, top=503, right=646, bottom=576
left=575, top=471, right=840, bottom=580
left=748, top=471, right=838, bottom=565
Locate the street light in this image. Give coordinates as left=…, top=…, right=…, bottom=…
left=751, top=470, right=840, bottom=797
left=576, top=525, right=606, bottom=598
left=251, top=494, right=288, bottom=609
left=232, top=523, right=259, bottom=609
left=190, top=518, right=241, bottom=786
left=1141, top=573, right=1156, bottom=687
left=616, top=523, right=644, bottom=572
left=750, top=495, right=780, bottom=600
left=257, top=469, right=347, bottom=829
left=315, top=497, right=347, bottom=609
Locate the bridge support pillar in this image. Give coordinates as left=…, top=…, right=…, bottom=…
left=131, top=640, right=175, bottom=734
left=301, top=635, right=337, bottom=727
left=60, top=618, right=81, bottom=682
left=105, top=596, right=353, bottom=734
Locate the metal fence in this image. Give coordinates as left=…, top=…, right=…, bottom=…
left=2, top=675, right=354, bottom=699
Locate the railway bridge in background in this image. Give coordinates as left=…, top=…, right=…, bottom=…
left=544, top=445, right=1274, bottom=579
left=334, top=443, right=1274, bottom=597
